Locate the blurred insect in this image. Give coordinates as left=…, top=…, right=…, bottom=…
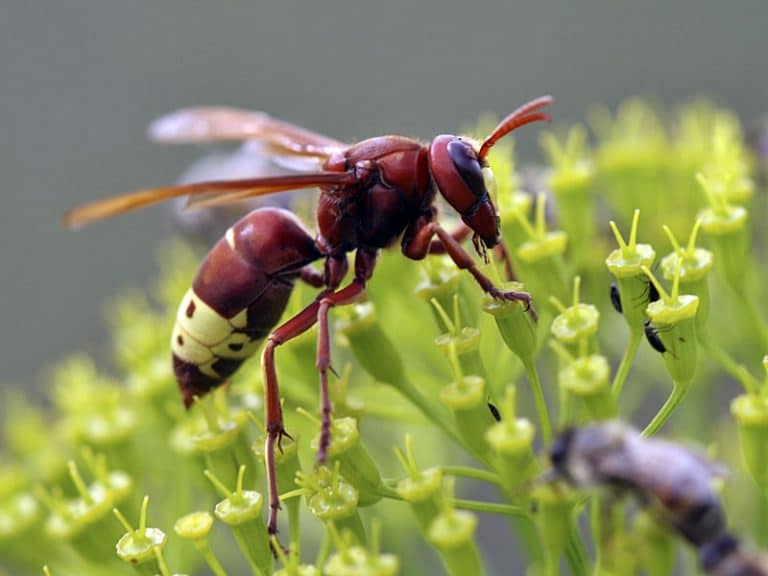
left=63, top=96, right=553, bottom=537
left=644, top=320, right=667, bottom=353
left=701, top=534, right=768, bottom=576
left=548, top=422, right=727, bottom=548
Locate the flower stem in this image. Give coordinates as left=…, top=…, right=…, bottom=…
left=734, top=289, right=768, bottom=352
left=449, top=498, right=527, bottom=517
left=698, top=334, right=760, bottom=394
left=565, top=521, right=589, bottom=576
left=523, top=359, right=552, bottom=444
left=611, top=328, right=642, bottom=400
left=195, top=539, right=228, bottom=576
left=642, top=381, right=689, bottom=437
left=440, top=466, right=501, bottom=485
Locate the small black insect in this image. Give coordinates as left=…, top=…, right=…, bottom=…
left=610, top=282, right=622, bottom=314
left=644, top=320, right=667, bottom=354
left=488, top=401, right=502, bottom=422
left=646, top=278, right=660, bottom=304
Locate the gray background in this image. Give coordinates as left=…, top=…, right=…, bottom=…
left=1, top=0, right=767, bottom=387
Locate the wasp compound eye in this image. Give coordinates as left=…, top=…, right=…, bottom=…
left=447, top=140, right=486, bottom=198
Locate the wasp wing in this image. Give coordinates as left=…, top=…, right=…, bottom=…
left=149, top=107, right=346, bottom=158
left=62, top=172, right=357, bottom=228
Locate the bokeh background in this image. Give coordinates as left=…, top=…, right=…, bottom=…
left=2, top=2, right=768, bottom=573
left=2, top=0, right=767, bottom=388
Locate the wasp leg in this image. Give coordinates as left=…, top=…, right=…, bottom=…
left=494, top=240, right=517, bottom=281
left=261, top=299, right=324, bottom=537
left=315, top=249, right=376, bottom=463
left=425, top=221, right=518, bottom=282
left=403, top=218, right=535, bottom=319
left=300, top=264, right=325, bottom=288
left=425, top=221, right=473, bottom=253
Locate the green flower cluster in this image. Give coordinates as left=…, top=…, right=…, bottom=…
left=1, top=98, right=766, bottom=575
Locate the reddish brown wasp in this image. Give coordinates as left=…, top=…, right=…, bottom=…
left=63, top=95, right=553, bottom=535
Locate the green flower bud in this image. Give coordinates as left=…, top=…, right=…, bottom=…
left=558, top=354, right=616, bottom=420
left=205, top=466, right=272, bottom=576
left=426, top=479, right=484, bottom=576
left=643, top=266, right=699, bottom=383
left=697, top=173, right=749, bottom=287
left=434, top=328, right=484, bottom=381
left=394, top=436, right=443, bottom=533
left=550, top=276, right=600, bottom=353
left=532, top=484, right=576, bottom=575
left=397, top=467, right=443, bottom=505
left=415, top=257, right=464, bottom=333
left=483, top=281, right=537, bottom=363
left=660, top=221, right=712, bottom=334
left=172, top=396, right=250, bottom=488
left=551, top=304, right=599, bottom=345
left=114, top=496, right=167, bottom=570
left=500, top=192, right=535, bottom=248
left=484, top=386, right=539, bottom=491
left=42, top=459, right=129, bottom=564
left=323, top=548, right=398, bottom=576
left=336, top=302, right=405, bottom=386
left=440, top=375, right=492, bottom=460
left=324, top=521, right=398, bottom=576
left=541, top=126, right=596, bottom=270
left=305, top=465, right=358, bottom=522
left=428, top=509, right=478, bottom=550
left=309, top=418, right=382, bottom=507
left=174, top=511, right=227, bottom=576
left=297, top=464, right=365, bottom=545
left=173, top=511, right=213, bottom=541
left=731, top=393, right=768, bottom=489
left=605, top=210, right=657, bottom=332
left=513, top=194, right=570, bottom=306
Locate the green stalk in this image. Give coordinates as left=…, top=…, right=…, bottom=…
left=194, top=539, right=228, bottom=576
left=611, top=329, right=642, bottom=400
left=698, top=334, right=760, bottom=394
left=522, top=359, right=552, bottom=444
left=449, top=499, right=527, bottom=517
left=440, top=466, right=500, bottom=485
left=642, top=381, right=689, bottom=437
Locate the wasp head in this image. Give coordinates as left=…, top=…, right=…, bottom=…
left=429, top=96, right=553, bottom=255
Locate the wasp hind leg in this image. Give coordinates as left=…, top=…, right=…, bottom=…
left=261, top=300, right=323, bottom=537
left=315, top=249, right=376, bottom=463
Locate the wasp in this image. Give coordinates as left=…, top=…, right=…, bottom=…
left=64, top=96, right=552, bottom=536
left=549, top=421, right=727, bottom=548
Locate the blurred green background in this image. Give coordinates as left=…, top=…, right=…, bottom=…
left=1, top=0, right=766, bottom=389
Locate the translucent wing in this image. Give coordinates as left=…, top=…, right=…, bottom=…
left=62, top=172, right=357, bottom=228
left=149, top=107, right=346, bottom=158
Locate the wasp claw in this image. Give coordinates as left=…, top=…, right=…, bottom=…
left=276, top=427, right=294, bottom=454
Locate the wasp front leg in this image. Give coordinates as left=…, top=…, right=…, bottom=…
left=425, top=221, right=518, bottom=281
left=402, top=216, right=535, bottom=318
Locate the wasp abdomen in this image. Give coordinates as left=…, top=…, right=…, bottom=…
left=171, top=208, right=321, bottom=407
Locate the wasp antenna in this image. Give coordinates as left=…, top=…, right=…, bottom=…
left=478, top=95, right=554, bottom=161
